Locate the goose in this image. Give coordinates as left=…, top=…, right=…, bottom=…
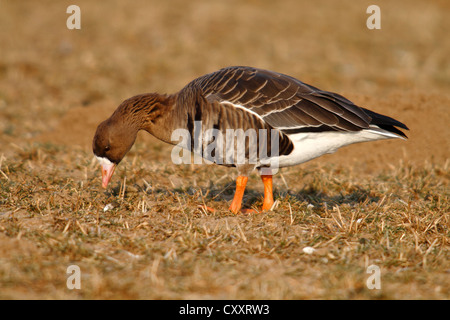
left=92, top=66, right=408, bottom=213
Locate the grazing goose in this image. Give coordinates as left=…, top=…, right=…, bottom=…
left=93, top=66, right=408, bottom=213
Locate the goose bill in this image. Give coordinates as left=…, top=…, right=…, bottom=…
left=96, top=156, right=116, bottom=188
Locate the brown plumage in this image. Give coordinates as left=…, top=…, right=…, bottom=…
left=93, top=66, right=408, bottom=213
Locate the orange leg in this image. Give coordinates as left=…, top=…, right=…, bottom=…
left=229, top=176, right=248, bottom=214
left=261, top=174, right=274, bottom=211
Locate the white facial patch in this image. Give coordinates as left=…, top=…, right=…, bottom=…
left=95, top=156, right=114, bottom=167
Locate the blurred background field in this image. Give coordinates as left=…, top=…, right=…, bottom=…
left=0, top=0, right=448, bottom=300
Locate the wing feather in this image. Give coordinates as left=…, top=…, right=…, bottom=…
left=187, top=66, right=406, bottom=137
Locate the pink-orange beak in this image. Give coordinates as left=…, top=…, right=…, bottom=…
left=101, top=162, right=116, bottom=188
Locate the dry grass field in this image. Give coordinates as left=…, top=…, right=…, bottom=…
left=0, top=0, right=449, bottom=300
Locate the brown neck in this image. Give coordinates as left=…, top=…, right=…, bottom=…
left=113, top=93, right=179, bottom=144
